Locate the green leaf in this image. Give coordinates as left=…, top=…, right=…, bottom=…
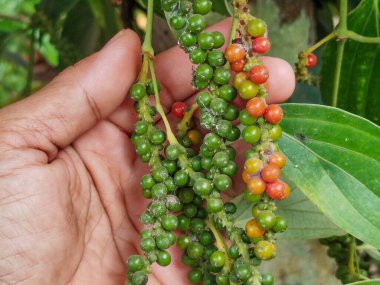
left=62, top=0, right=121, bottom=59
left=278, top=104, right=380, bottom=249
left=281, top=103, right=380, bottom=196
left=211, top=0, right=231, bottom=16
left=347, top=281, right=380, bottom=285
left=232, top=186, right=344, bottom=240
left=320, top=0, right=380, bottom=125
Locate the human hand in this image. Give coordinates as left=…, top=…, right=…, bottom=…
left=0, top=19, right=294, bottom=285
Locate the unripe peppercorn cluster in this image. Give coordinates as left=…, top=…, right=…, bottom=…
left=125, top=0, right=291, bottom=284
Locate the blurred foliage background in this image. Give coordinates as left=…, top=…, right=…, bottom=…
left=0, top=0, right=361, bottom=108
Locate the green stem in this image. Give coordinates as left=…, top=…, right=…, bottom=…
left=338, top=0, right=348, bottom=31
left=229, top=14, right=239, bottom=44
left=348, top=237, right=356, bottom=276
left=207, top=218, right=231, bottom=265
left=148, top=60, right=178, bottom=145
left=331, top=40, right=345, bottom=107
left=305, top=32, right=335, bottom=54
left=341, top=30, right=380, bottom=43
left=142, top=0, right=154, bottom=55
left=177, top=103, right=199, bottom=137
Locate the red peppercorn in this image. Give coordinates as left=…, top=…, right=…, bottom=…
left=261, top=163, right=281, bottom=183
left=249, top=65, right=269, bottom=84
left=171, top=102, right=187, bottom=118
left=225, top=44, right=246, bottom=63
left=252, top=37, right=271, bottom=54
left=266, top=180, right=287, bottom=200
left=264, top=105, right=283, bottom=124
left=230, top=58, right=247, bottom=72
left=246, top=97, right=266, bottom=117
left=306, top=53, right=318, bottom=68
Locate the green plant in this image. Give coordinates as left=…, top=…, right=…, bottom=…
left=1, top=0, right=380, bottom=284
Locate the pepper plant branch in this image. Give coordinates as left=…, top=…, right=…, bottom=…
left=148, top=60, right=179, bottom=145
left=177, top=103, right=199, bottom=137
left=331, top=40, right=345, bottom=107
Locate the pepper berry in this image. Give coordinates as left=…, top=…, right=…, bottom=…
left=306, top=53, right=318, bottom=68
left=245, top=219, right=265, bottom=238
left=246, top=97, right=266, bottom=117
left=266, top=180, right=290, bottom=200
left=261, top=163, right=281, bottom=183
left=264, top=104, right=283, bottom=124
left=225, top=44, right=246, bottom=63
left=230, top=58, right=247, bottom=72
left=172, top=102, right=187, bottom=118
left=252, top=37, right=271, bottom=54
left=249, top=65, right=269, bottom=84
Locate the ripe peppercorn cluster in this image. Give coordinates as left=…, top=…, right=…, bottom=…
left=125, top=0, right=292, bottom=284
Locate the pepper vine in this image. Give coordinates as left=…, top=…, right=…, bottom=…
left=126, top=0, right=292, bottom=284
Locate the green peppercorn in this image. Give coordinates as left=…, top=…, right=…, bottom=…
left=206, top=198, right=224, bottom=213
left=183, top=203, right=198, bottom=217
left=188, top=14, right=206, bottom=34
left=242, top=125, right=261, bottom=144
left=151, top=183, right=168, bottom=199
left=213, top=68, right=231, bottom=85
left=210, top=251, right=226, bottom=267
left=212, top=31, right=225, bottom=48
left=131, top=271, right=148, bottom=285
left=191, top=217, right=206, bottom=233
left=272, top=216, right=288, bottom=232
left=196, top=92, right=212, bottom=107
left=195, top=64, right=214, bottom=81
left=262, top=273, right=275, bottom=285
left=218, top=84, right=237, bottom=102
left=198, top=32, right=215, bottom=50
left=213, top=151, right=229, bottom=168
left=207, top=50, right=226, bottom=67
left=140, top=237, right=155, bottom=252
left=170, top=15, right=186, bottom=30
left=140, top=211, right=154, bottom=224
left=215, top=120, right=232, bottom=138
left=257, top=210, right=276, bottom=230
left=149, top=201, right=166, bottom=217
left=179, top=32, right=197, bottom=47
left=239, top=109, right=257, bottom=126
left=193, top=0, right=212, bottom=15
left=130, top=83, right=146, bottom=101
left=177, top=235, right=191, bottom=250
left=149, top=129, right=166, bottom=145
left=190, top=48, right=207, bottom=64
left=157, top=250, right=171, bottom=266
left=228, top=244, right=240, bottom=259
left=187, top=242, right=204, bottom=259
left=270, top=124, right=282, bottom=141
left=193, top=178, right=212, bottom=196
left=210, top=97, right=228, bottom=115
left=178, top=214, right=191, bottom=230
left=128, top=255, right=145, bottom=272
left=140, top=174, right=155, bottom=190
left=161, top=215, right=178, bottom=231
left=188, top=268, right=203, bottom=283
left=214, top=174, right=232, bottom=192
left=223, top=104, right=239, bottom=121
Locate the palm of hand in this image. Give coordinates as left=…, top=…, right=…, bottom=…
left=0, top=23, right=294, bottom=285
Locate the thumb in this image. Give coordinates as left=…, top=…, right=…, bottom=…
left=0, top=29, right=141, bottom=158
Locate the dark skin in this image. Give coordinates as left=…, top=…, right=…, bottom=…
left=0, top=19, right=295, bottom=285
